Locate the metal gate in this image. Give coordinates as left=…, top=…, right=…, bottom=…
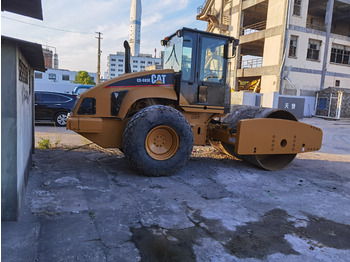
left=315, top=91, right=343, bottom=119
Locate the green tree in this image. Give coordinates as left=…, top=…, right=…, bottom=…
left=73, top=71, right=96, bottom=85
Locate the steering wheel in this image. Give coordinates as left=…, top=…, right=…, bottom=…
left=204, top=74, right=219, bottom=83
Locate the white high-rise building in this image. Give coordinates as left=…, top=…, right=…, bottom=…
left=107, top=52, right=162, bottom=79
left=129, top=0, right=142, bottom=56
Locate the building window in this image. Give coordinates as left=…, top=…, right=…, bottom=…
left=35, top=72, right=42, bottom=79
left=111, top=58, right=116, bottom=61
left=155, top=62, right=160, bottom=65
left=133, top=70, right=137, bottom=72
left=307, top=39, right=321, bottom=61
left=289, top=36, right=298, bottom=58
left=111, top=63, right=116, bottom=66
left=133, top=60, right=138, bottom=63
left=330, top=44, right=350, bottom=65
left=111, top=69, right=115, bottom=71
left=293, top=0, right=301, bottom=16
left=118, top=69, right=123, bottom=72
left=141, top=61, right=145, bottom=64
left=335, top=80, right=340, bottom=87
left=133, top=65, right=138, bottom=68
left=49, top=73, right=56, bottom=80
left=111, top=74, right=115, bottom=76
left=19, top=59, right=28, bottom=84
left=118, top=64, right=123, bottom=67
left=91, top=77, right=94, bottom=81
left=118, top=59, right=123, bottom=62
left=141, top=66, right=145, bottom=69
left=148, top=61, right=152, bottom=64
left=62, top=74, right=70, bottom=81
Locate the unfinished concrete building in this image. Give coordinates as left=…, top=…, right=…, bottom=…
left=197, top=0, right=350, bottom=105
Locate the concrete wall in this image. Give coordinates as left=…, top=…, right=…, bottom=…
left=16, top=50, right=34, bottom=216
left=266, top=0, right=287, bottom=28
left=231, top=91, right=262, bottom=106
left=260, top=0, right=288, bottom=93
left=1, top=43, right=34, bottom=221
left=283, top=28, right=350, bottom=95
left=232, top=90, right=316, bottom=117
left=1, top=43, right=18, bottom=221
left=289, top=0, right=309, bottom=27
left=316, top=88, right=350, bottom=118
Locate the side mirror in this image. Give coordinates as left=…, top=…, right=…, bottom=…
left=232, top=39, right=239, bottom=57
left=224, top=44, right=228, bottom=59
left=176, top=29, right=183, bottom=37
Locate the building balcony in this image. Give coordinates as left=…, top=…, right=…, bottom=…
left=240, top=58, right=263, bottom=69
left=241, top=20, right=266, bottom=36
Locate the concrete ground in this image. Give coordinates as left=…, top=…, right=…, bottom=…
left=2, top=118, right=350, bottom=261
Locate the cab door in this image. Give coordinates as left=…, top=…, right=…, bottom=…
left=177, top=31, right=199, bottom=106
left=196, top=35, right=229, bottom=109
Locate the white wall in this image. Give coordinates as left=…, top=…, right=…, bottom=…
left=34, top=68, right=97, bottom=93
left=1, top=41, right=35, bottom=220
left=284, top=29, right=350, bottom=93
left=16, top=50, right=34, bottom=210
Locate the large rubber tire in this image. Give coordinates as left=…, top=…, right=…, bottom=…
left=54, top=112, right=68, bottom=126
left=122, top=105, right=194, bottom=176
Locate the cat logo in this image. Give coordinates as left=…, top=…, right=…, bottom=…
left=151, top=74, right=166, bottom=84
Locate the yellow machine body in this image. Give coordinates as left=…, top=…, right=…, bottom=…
left=67, top=28, right=323, bottom=175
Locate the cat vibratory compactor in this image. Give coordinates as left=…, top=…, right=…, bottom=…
left=67, top=28, right=323, bottom=176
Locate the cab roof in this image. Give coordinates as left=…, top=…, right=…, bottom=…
left=163, top=27, right=238, bottom=44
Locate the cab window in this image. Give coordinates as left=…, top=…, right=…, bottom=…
left=163, top=35, right=183, bottom=72
left=199, top=37, right=226, bottom=83
left=182, top=35, right=194, bottom=81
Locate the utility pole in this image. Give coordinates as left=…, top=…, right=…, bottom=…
left=320, top=0, right=334, bottom=90
left=96, top=32, right=103, bottom=84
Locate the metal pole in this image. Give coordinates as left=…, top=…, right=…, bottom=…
left=279, top=0, right=292, bottom=95
left=96, top=32, right=103, bottom=84
left=220, top=0, right=224, bottom=34
left=320, top=0, right=334, bottom=90
left=328, top=93, right=332, bottom=117
left=336, top=91, right=343, bottom=119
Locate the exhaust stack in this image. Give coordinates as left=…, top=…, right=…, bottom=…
left=123, top=40, right=131, bottom=74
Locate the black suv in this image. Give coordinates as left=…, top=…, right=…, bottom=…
left=35, top=91, right=77, bottom=126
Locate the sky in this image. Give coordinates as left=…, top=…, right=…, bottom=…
left=1, top=0, right=207, bottom=76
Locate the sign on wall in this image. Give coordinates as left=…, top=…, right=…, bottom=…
left=278, top=96, right=305, bottom=119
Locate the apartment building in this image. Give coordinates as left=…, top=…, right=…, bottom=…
left=197, top=0, right=350, bottom=98
left=107, top=52, right=162, bottom=79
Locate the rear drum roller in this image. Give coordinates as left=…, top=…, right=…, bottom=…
left=214, top=105, right=298, bottom=171
left=122, top=105, right=194, bottom=176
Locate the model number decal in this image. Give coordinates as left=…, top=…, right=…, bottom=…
left=137, top=78, right=151, bottom=83
left=136, top=74, right=166, bottom=84
left=106, top=73, right=173, bottom=88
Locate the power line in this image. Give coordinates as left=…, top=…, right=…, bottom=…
left=2, top=16, right=94, bottom=35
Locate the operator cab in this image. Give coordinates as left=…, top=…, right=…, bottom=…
left=161, top=28, right=238, bottom=113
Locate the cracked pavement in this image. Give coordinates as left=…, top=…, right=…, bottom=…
left=2, top=118, right=350, bottom=261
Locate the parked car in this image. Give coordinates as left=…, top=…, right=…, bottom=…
left=35, top=91, right=77, bottom=126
